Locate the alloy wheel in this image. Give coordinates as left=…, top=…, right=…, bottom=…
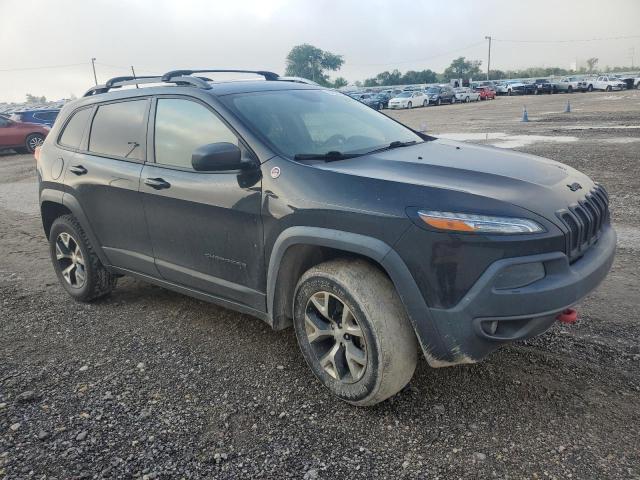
left=55, top=232, right=86, bottom=288
left=304, top=291, right=368, bottom=383
left=28, top=135, right=44, bottom=151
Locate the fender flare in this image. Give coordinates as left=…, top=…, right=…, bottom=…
left=266, top=226, right=453, bottom=365
left=60, top=192, right=111, bottom=266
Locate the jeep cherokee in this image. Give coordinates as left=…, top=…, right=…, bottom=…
left=37, top=69, right=616, bottom=405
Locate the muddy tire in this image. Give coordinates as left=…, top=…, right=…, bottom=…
left=49, top=215, right=117, bottom=302
left=293, top=259, right=418, bottom=406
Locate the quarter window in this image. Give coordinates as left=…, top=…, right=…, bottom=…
left=154, top=98, right=237, bottom=169
left=59, top=108, right=92, bottom=149
left=89, top=100, right=148, bottom=160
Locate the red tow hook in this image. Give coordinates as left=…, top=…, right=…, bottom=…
left=556, top=308, right=578, bottom=324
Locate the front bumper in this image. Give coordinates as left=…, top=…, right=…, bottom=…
left=425, top=224, right=616, bottom=365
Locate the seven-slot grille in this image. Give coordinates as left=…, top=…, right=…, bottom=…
left=557, top=184, right=610, bottom=262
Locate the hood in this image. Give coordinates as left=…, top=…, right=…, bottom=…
left=313, top=138, right=595, bottom=222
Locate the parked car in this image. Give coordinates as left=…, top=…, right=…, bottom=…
left=591, top=76, right=626, bottom=92
left=533, top=79, right=554, bottom=94
left=494, top=82, right=511, bottom=95
left=372, top=92, right=392, bottom=109
left=354, top=93, right=385, bottom=111
left=0, top=115, right=49, bottom=153
left=388, top=91, right=428, bottom=109
left=10, top=109, right=60, bottom=127
left=554, top=76, right=587, bottom=93
left=475, top=86, right=496, bottom=100
left=634, top=76, right=640, bottom=89
left=425, top=85, right=456, bottom=105
left=453, top=87, right=480, bottom=103
left=37, top=69, right=616, bottom=406
left=508, top=82, right=536, bottom=95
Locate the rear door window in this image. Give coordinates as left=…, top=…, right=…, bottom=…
left=59, top=108, right=92, bottom=149
left=89, top=100, right=148, bottom=160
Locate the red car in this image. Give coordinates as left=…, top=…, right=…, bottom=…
left=0, top=115, right=49, bottom=153
left=475, top=86, right=496, bottom=100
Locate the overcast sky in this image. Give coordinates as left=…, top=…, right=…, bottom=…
left=1, top=0, right=638, bottom=102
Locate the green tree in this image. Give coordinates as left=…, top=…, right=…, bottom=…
left=332, top=77, right=348, bottom=89
left=586, top=57, right=599, bottom=73
left=285, top=44, right=344, bottom=86
left=26, top=93, right=46, bottom=103
left=443, top=57, right=483, bottom=80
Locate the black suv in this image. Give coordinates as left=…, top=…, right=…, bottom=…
left=37, top=69, right=616, bottom=406
left=425, top=85, right=456, bottom=105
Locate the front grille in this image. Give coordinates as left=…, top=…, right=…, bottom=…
left=557, top=184, right=610, bottom=262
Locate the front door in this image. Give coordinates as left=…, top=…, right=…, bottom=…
left=140, top=96, right=264, bottom=311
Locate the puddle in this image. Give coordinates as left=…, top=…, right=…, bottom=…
left=438, top=132, right=578, bottom=149
left=558, top=125, right=640, bottom=130
left=0, top=181, right=38, bottom=214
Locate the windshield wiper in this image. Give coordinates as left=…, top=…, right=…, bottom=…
left=293, top=151, right=363, bottom=162
left=363, top=140, right=419, bottom=155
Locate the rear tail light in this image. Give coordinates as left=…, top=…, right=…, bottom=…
left=34, top=146, right=41, bottom=162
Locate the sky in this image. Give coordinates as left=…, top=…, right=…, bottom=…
left=1, top=0, right=639, bottom=102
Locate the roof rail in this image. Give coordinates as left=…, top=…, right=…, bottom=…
left=83, top=75, right=212, bottom=97
left=161, top=69, right=280, bottom=82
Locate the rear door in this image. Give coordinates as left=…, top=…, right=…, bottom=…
left=140, top=96, right=264, bottom=311
left=62, top=98, right=158, bottom=276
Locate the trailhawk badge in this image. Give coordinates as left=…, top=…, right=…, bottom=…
left=567, top=182, right=582, bottom=192
left=270, top=166, right=281, bottom=179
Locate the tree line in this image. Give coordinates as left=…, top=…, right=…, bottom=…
left=285, top=44, right=634, bottom=89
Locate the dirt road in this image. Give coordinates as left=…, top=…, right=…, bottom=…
left=1, top=90, right=639, bottom=479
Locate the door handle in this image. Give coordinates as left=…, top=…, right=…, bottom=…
left=144, top=177, right=171, bottom=190
left=69, top=165, right=87, bottom=175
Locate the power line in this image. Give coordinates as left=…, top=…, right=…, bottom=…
left=0, top=62, right=88, bottom=72
left=493, top=34, right=640, bottom=44
left=350, top=40, right=486, bottom=67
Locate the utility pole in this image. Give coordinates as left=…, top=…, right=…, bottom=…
left=630, top=47, right=635, bottom=69
left=91, top=58, right=98, bottom=85
left=484, top=36, right=492, bottom=80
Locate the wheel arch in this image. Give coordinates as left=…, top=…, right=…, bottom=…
left=266, top=227, right=452, bottom=367
left=40, top=190, right=110, bottom=266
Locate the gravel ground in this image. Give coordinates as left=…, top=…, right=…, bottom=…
left=1, top=89, right=639, bottom=479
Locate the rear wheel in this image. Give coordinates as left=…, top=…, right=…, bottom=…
left=587, top=84, right=593, bottom=92
left=25, top=133, right=45, bottom=154
left=293, top=259, right=418, bottom=406
left=436, top=98, right=441, bottom=106
left=422, top=100, right=428, bottom=107
left=465, top=97, right=470, bottom=103
left=606, top=85, right=612, bottom=92
left=568, top=86, right=573, bottom=93
left=407, top=101, right=412, bottom=109
left=49, top=215, right=117, bottom=302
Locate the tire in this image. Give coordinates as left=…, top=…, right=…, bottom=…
left=587, top=84, right=593, bottom=92
left=568, top=86, right=573, bottom=93
left=377, top=103, right=382, bottom=111
left=422, top=100, right=428, bottom=107
left=507, top=89, right=512, bottom=96
left=407, top=101, right=412, bottom=109
left=465, top=97, right=470, bottom=103
left=25, top=133, right=45, bottom=154
left=436, top=98, right=441, bottom=106
left=293, top=259, right=418, bottom=406
left=606, top=86, right=612, bottom=92
left=49, top=215, right=117, bottom=302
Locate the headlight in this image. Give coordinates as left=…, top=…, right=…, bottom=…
left=418, top=211, right=544, bottom=234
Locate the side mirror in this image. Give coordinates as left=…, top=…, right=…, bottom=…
left=191, top=142, right=243, bottom=171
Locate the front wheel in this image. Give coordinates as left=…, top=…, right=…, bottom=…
left=587, top=84, right=593, bottom=92
left=423, top=100, right=428, bottom=107
left=568, top=86, right=573, bottom=93
left=407, top=101, right=412, bottom=109
left=436, top=98, right=441, bottom=106
left=293, top=259, right=418, bottom=406
left=606, top=86, right=612, bottom=92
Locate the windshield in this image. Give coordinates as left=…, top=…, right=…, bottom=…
left=426, top=88, right=439, bottom=94
left=396, top=92, right=411, bottom=98
left=222, top=89, right=422, bottom=158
